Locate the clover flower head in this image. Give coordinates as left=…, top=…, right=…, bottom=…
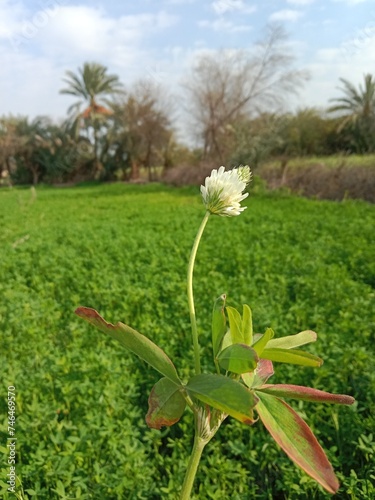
left=237, top=165, right=252, bottom=184
left=200, top=165, right=251, bottom=217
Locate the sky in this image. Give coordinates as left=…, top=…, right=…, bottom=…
left=0, top=0, right=374, bottom=139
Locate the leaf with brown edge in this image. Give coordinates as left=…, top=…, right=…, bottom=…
left=255, top=391, right=340, bottom=494
left=186, top=373, right=258, bottom=425
left=75, top=307, right=181, bottom=385
left=242, top=359, right=274, bottom=388
left=256, top=384, right=355, bottom=405
left=146, top=378, right=186, bottom=430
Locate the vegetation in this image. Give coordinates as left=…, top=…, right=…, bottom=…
left=258, top=154, right=375, bottom=203
left=0, top=28, right=375, bottom=200
left=0, top=183, right=374, bottom=499
left=328, top=74, right=375, bottom=153
left=183, top=26, right=306, bottom=163
left=109, top=80, right=174, bottom=181
left=60, top=62, right=124, bottom=175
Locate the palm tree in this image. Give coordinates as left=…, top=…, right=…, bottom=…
left=329, top=73, right=375, bottom=152
left=60, top=62, right=123, bottom=174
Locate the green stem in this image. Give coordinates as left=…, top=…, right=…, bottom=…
left=187, top=211, right=210, bottom=375
left=180, top=434, right=207, bottom=500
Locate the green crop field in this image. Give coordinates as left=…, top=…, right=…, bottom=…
left=1, top=182, right=374, bottom=499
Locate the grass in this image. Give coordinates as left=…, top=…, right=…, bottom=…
left=258, top=155, right=375, bottom=202
left=262, top=154, right=375, bottom=170
left=0, top=183, right=374, bottom=499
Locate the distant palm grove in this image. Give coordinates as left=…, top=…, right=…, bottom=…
left=0, top=27, right=374, bottom=195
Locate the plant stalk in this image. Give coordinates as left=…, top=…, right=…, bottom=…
left=187, top=211, right=210, bottom=375
left=180, top=433, right=207, bottom=500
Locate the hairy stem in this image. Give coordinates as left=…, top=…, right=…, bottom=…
left=180, top=432, right=207, bottom=500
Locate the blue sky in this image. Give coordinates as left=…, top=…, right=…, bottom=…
left=0, top=0, right=374, bottom=135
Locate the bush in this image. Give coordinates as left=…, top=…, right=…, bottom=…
left=162, top=162, right=216, bottom=187
left=259, top=156, right=375, bottom=202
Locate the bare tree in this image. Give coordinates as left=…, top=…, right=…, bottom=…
left=183, top=25, right=308, bottom=163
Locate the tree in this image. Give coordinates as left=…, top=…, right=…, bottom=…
left=183, top=25, right=307, bottom=164
left=328, top=73, right=375, bottom=153
left=33, top=125, right=93, bottom=184
left=5, top=116, right=51, bottom=185
left=109, top=80, right=174, bottom=180
left=227, top=113, right=286, bottom=168
left=14, top=116, right=74, bottom=185
left=272, top=108, right=343, bottom=157
left=60, top=62, right=123, bottom=175
left=0, top=116, right=89, bottom=185
left=0, top=116, right=23, bottom=185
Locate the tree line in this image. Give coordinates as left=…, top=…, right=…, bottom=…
left=1, top=26, right=374, bottom=186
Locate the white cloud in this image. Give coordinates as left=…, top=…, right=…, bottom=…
left=165, top=0, right=196, bottom=4
left=340, top=18, right=375, bottom=59
left=0, top=0, right=373, bottom=141
left=287, top=0, right=314, bottom=5
left=295, top=37, right=375, bottom=110
left=211, top=1, right=256, bottom=15
left=199, top=18, right=252, bottom=32
left=29, top=6, right=175, bottom=70
left=0, top=1, right=27, bottom=39
left=286, top=0, right=315, bottom=5
left=5, top=5, right=178, bottom=68
left=4, top=4, right=178, bottom=53
left=0, top=43, right=65, bottom=119
left=332, top=0, right=370, bottom=4
left=0, top=4, right=179, bottom=120
left=269, top=9, right=304, bottom=22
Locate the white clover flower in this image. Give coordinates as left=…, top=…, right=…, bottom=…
left=200, top=166, right=251, bottom=217
left=237, top=165, right=252, bottom=184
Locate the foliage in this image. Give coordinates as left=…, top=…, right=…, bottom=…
left=0, top=116, right=24, bottom=184
left=0, top=116, right=93, bottom=186
left=0, top=183, right=373, bottom=498
left=226, top=108, right=360, bottom=168
left=60, top=62, right=124, bottom=119
left=60, top=62, right=124, bottom=176
left=259, top=154, right=375, bottom=202
left=2, top=63, right=375, bottom=186
left=74, top=164, right=353, bottom=498
left=109, top=80, right=174, bottom=181
left=329, top=74, right=375, bottom=153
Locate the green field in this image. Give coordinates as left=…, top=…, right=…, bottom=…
left=1, top=183, right=374, bottom=499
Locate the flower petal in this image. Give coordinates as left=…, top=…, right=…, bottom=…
left=201, top=166, right=251, bottom=217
